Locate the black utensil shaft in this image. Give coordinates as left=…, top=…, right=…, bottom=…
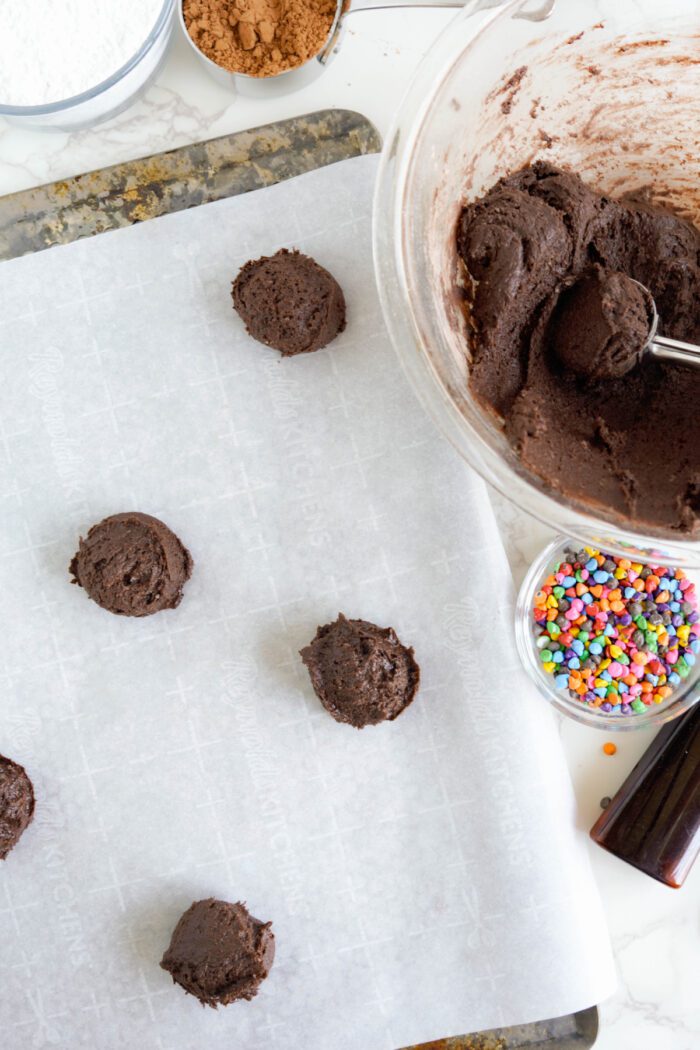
left=590, top=704, right=700, bottom=888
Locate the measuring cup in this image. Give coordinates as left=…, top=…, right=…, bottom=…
left=178, top=0, right=557, bottom=97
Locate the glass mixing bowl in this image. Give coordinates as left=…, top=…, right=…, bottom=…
left=0, top=0, right=175, bottom=131
left=374, top=0, right=700, bottom=569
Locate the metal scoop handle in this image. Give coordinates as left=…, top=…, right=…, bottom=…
left=649, top=334, right=700, bottom=369
left=636, top=281, right=700, bottom=369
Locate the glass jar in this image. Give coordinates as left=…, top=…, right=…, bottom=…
left=515, top=537, right=700, bottom=730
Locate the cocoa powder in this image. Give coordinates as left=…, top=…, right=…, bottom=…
left=183, top=0, right=336, bottom=77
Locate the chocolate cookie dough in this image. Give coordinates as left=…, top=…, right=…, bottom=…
left=232, top=248, right=346, bottom=356
left=0, top=755, right=35, bottom=860
left=457, top=162, right=700, bottom=534
left=70, top=512, right=193, bottom=617
left=300, top=613, right=420, bottom=728
left=161, top=899, right=275, bottom=1008
left=550, top=266, right=653, bottom=381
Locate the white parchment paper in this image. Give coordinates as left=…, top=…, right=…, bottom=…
left=0, top=154, right=615, bottom=1050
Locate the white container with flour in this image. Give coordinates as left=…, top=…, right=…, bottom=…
left=0, top=0, right=175, bottom=130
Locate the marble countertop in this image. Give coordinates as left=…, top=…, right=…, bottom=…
left=1, top=13, right=697, bottom=1049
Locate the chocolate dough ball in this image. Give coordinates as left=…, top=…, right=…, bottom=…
left=160, top=899, right=275, bottom=1008
left=70, top=512, right=193, bottom=617
left=550, top=266, right=653, bottom=380
left=231, top=248, right=346, bottom=356
left=300, top=613, right=421, bottom=728
left=0, top=755, right=35, bottom=860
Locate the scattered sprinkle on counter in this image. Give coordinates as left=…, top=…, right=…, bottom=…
left=602, top=742, right=617, bottom=756
left=533, top=547, right=699, bottom=715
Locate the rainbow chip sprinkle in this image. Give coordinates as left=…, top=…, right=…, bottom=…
left=532, top=547, right=699, bottom=714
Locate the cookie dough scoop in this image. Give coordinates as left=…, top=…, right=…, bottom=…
left=161, top=899, right=275, bottom=1007
left=300, top=613, right=420, bottom=728
left=551, top=266, right=700, bottom=380
left=231, top=248, right=346, bottom=356
left=635, top=281, right=700, bottom=370
left=0, top=755, right=35, bottom=860
left=70, top=512, right=193, bottom=617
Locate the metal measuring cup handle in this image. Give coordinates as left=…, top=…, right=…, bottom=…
left=179, top=0, right=557, bottom=96
left=335, top=0, right=555, bottom=21
left=320, top=0, right=557, bottom=66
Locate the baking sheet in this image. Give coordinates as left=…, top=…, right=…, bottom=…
left=0, top=153, right=615, bottom=1050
